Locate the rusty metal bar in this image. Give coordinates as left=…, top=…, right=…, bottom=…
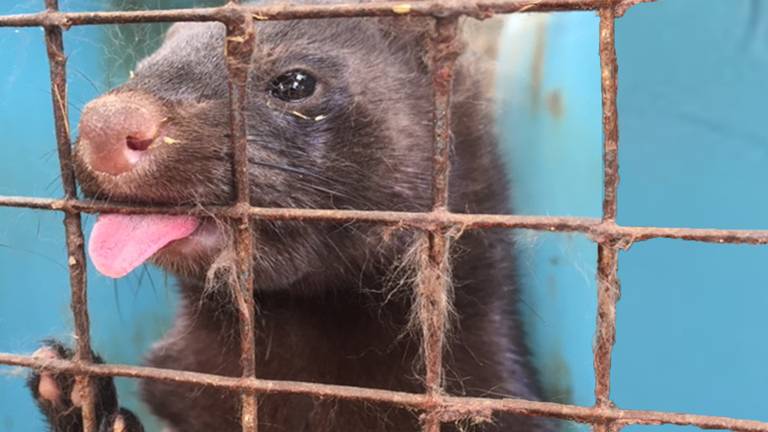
left=223, top=7, right=259, bottom=431
left=430, top=17, right=460, bottom=213
left=5, top=195, right=768, bottom=245
left=593, top=3, right=620, bottom=415
left=42, top=0, right=97, bottom=430
left=416, top=230, right=451, bottom=432
left=599, top=7, right=620, bottom=224
left=0, top=0, right=654, bottom=27
left=4, top=353, right=768, bottom=432
left=417, top=16, right=463, bottom=431
left=593, top=244, right=619, bottom=407
left=591, top=422, right=620, bottom=432
left=593, top=421, right=625, bottom=432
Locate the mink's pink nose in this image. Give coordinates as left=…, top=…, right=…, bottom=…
left=78, top=93, right=164, bottom=176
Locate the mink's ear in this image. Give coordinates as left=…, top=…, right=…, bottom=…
left=164, top=22, right=194, bottom=43
left=374, top=15, right=439, bottom=74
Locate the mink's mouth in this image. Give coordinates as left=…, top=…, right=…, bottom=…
left=155, top=219, right=224, bottom=260
left=87, top=214, right=224, bottom=279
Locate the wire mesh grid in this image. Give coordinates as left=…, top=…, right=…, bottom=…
left=1, top=0, right=768, bottom=431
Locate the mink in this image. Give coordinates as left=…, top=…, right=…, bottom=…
left=27, top=2, right=550, bottom=431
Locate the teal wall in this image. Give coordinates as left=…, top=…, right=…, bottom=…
left=498, top=1, right=768, bottom=431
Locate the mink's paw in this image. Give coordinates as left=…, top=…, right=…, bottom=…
left=99, top=408, right=145, bottom=432
left=27, top=340, right=143, bottom=432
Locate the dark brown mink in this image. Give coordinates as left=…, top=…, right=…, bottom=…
left=26, top=2, right=551, bottom=431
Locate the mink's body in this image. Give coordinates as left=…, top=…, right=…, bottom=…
left=28, top=2, right=548, bottom=431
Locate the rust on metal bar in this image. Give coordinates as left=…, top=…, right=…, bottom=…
left=430, top=17, right=461, bottom=212
left=42, top=0, right=97, bottom=430
left=614, top=0, right=654, bottom=17
left=223, top=7, right=259, bottom=431
left=6, top=353, right=768, bottom=432
left=593, top=244, right=619, bottom=408
left=6, top=195, right=768, bottom=245
left=0, top=0, right=656, bottom=27
left=596, top=421, right=625, bottom=432
left=599, top=7, right=620, bottom=223
left=416, top=230, right=451, bottom=432
left=593, top=3, right=620, bottom=413
left=417, top=16, right=463, bottom=431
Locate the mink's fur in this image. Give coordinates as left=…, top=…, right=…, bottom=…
left=28, top=2, right=550, bottom=431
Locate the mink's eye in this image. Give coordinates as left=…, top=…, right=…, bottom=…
left=268, top=70, right=317, bottom=102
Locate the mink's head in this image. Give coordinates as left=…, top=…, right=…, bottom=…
left=73, top=13, right=451, bottom=290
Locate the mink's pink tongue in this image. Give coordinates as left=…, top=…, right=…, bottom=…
left=88, top=214, right=200, bottom=278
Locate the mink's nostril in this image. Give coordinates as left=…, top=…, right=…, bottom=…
left=78, top=93, right=166, bottom=175
left=126, top=136, right=154, bottom=151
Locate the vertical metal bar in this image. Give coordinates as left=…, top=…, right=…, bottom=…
left=224, top=7, right=258, bottom=432
left=593, top=421, right=625, bottom=432
left=416, top=228, right=451, bottom=432
left=594, top=243, right=619, bottom=406
left=599, top=6, right=620, bottom=222
left=418, top=16, right=461, bottom=432
left=594, top=3, right=621, bottom=412
left=430, top=16, right=460, bottom=213
left=42, top=1, right=97, bottom=431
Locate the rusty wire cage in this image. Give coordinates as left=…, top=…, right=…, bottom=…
left=3, top=0, right=768, bottom=431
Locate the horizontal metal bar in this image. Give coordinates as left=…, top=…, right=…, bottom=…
left=2, top=195, right=768, bottom=245
left=0, top=0, right=653, bottom=27
left=2, top=353, right=767, bottom=431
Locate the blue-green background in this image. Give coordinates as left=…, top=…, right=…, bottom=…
left=2, top=0, right=767, bottom=430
